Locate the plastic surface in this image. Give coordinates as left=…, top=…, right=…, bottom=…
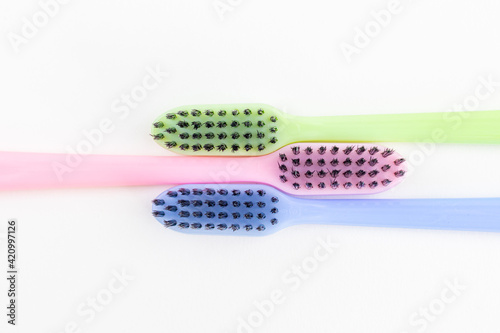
left=152, top=103, right=500, bottom=156
left=153, top=184, right=500, bottom=236
left=0, top=143, right=407, bottom=194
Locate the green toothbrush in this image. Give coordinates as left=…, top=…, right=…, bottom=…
left=151, top=103, right=500, bottom=156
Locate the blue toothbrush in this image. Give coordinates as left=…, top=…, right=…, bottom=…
left=152, top=184, right=500, bottom=236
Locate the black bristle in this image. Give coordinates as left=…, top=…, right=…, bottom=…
left=244, top=144, right=253, bottom=151
left=257, top=190, right=265, bottom=196
left=192, top=133, right=202, bottom=139
left=344, top=182, right=353, bottom=189
left=205, top=188, right=215, bottom=195
left=205, top=223, right=215, bottom=230
left=279, top=163, right=288, bottom=172
left=166, top=205, right=177, bottom=212
left=257, top=109, right=264, bottom=115
left=152, top=199, right=165, bottom=206
left=218, top=110, right=227, bottom=116
left=191, top=223, right=202, bottom=229
left=177, top=110, right=188, bottom=117
left=305, top=147, right=313, bottom=155
left=270, top=116, right=277, bottom=122
left=257, top=131, right=265, bottom=139
left=205, top=110, right=214, bottom=116
left=369, top=147, right=380, bottom=155
left=305, top=170, right=315, bottom=178
left=205, top=132, right=215, bottom=139
left=368, top=157, right=378, bottom=166
left=382, top=149, right=395, bottom=158
left=203, top=143, right=214, bottom=151
left=317, top=159, right=326, bottom=167
left=292, top=158, right=300, bottom=167
left=192, top=121, right=202, bottom=130
left=179, top=132, right=189, bottom=139
left=356, top=170, right=366, bottom=178
left=318, top=146, right=327, bottom=155
left=231, top=132, right=240, bottom=139
left=205, top=200, right=215, bottom=207
left=191, top=109, right=201, bottom=117
left=244, top=201, right=253, bottom=208
left=193, top=211, right=202, bottom=218
left=166, top=113, right=176, bottom=119
left=232, top=201, right=241, bottom=207
left=244, top=109, right=252, bottom=115
left=231, top=144, right=240, bottom=152
left=165, top=127, right=177, bottom=134
left=318, top=182, right=326, bottom=189
left=167, top=191, right=177, bottom=197
left=151, top=133, right=164, bottom=140
left=258, top=144, right=265, bottom=151
left=270, top=127, right=278, bottom=133
left=343, top=170, right=353, bottom=178
left=330, top=180, right=339, bottom=189
left=179, top=144, right=190, bottom=150
left=232, top=110, right=239, bottom=116
left=178, top=200, right=190, bottom=207
left=244, top=213, right=253, bottom=219
left=205, top=121, right=215, bottom=128
left=394, top=170, right=406, bottom=178
left=257, top=213, right=266, bottom=220
left=153, top=121, right=164, bottom=128
left=218, top=212, right=228, bottom=219
left=271, top=197, right=279, bottom=203
left=192, top=144, right=202, bottom=151
left=330, top=158, right=339, bottom=167
left=217, top=132, right=227, bottom=140
left=243, top=121, right=252, bottom=127
left=191, top=200, right=203, bottom=207
left=280, top=175, right=287, bottom=183
left=343, top=146, right=354, bottom=155
left=382, top=179, right=392, bottom=186
left=243, top=132, right=252, bottom=139
left=217, top=223, right=227, bottom=230
left=218, top=200, right=228, bottom=207
left=291, top=146, right=300, bottom=155
left=244, top=224, right=253, bottom=231
left=217, top=121, right=227, bottom=128
left=305, top=158, right=313, bottom=167
left=369, top=181, right=378, bottom=189
left=205, top=212, right=215, bottom=218
left=232, top=190, right=241, bottom=196
left=233, top=212, right=241, bottom=219
left=291, top=169, right=300, bottom=178
left=165, top=141, right=178, bottom=148
left=217, top=144, right=227, bottom=151
left=177, top=121, right=189, bottom=128
left=369, top=170, right=379, bottom=178
left=305, top=182, right=313, bottom=189
left=270, top=218, right=278, bottom=225
left=257, top=201, right=266, bottom=208
left=292, top=183, right=300, bottom=190
left=163, top=220, right=177, bottom=228
left=381, top=164, right=391, bottom=172
left=230, top=224, right=240, bottom=231
left=318, top=170, right=327, bottom=178
left=356, top=146, right=366, bottom=155
left=231, top=121, right=239, bottom=127
left=179, top=211, right=190, bottom=218
left=356, top=181, right=366, bottom=189
left=218, top=189, right=228, bottom=195
left=343, top=158, right=352, bottom=166
left=256, top=225, right=266, bottom=231
left=257, top=121, right=265, bottom=127
left=330, top=169, right=341, bottom=178
left=245, top=189, right=253, bottom=196
left=356, top=158, right=366, bottom=166
left=152, top=211, right=165, bottom=217
left=331, top=146, right=339, bottom=155
left=394, top=158, right=406, bottom=166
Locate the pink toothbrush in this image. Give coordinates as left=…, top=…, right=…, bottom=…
left=0, top=143, right=407, bottom=194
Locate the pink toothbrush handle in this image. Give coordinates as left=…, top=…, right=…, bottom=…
left=0, top=152, right=262, bottom=190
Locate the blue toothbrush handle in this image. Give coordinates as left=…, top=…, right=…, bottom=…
left=291, top=198, right=500, bottom=232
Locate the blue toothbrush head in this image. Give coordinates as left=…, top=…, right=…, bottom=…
left=152, top=184, right=287, bottom=236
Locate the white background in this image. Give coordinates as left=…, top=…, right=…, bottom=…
left=1, top=0, right=500, bottom=332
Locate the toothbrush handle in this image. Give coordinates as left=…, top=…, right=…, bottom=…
left=292, top=110, right=500, bottom=144
left=293, top=198, right=500, bottom=232
left=0, top=152, right=261, bottom=190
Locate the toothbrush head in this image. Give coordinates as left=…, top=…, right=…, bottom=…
left=151, top=104, right=285, bottom=156
left=268, top=143, right=407, bottom=195
left=152, top=184, right=286, bottom=236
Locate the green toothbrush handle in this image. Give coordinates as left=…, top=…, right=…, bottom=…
left=290, top=110, right=500, bottom=144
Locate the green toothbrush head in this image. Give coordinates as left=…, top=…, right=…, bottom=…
left=151, top=104, right=288, bottom=156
